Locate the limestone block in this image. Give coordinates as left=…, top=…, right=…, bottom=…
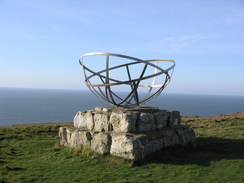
left=94, top=107, right=103, bottom=112
left=93, top=113, right=109, bottom=132
left=154, top=110, right=168, bottom=129
left=110, top=133, right=143, bottom=160
left=85, top=111, right=94, bottom=130
left=59, top=127, right=70, bottom=146
left=91, top=133, right=111, bottom=154
left=137, top=113, right=156, bottom=132
left=174, top=125, right=196, bottom=145
left=60, top=107, right=196, bottom=160
left=170, top=110, right=181, bottom=126
left=102, top=107, right=113, bottom=113
left=109, top=112, right=138, bottom=132
left=143, top=138, right=164, bottom=158
left=69, top=130, right=92, bottom=147
left=74, top=111, right=94, bottom=129
left=59, top=127, right=92, bottom=147
left=161, top=127, right=180, bottom=147
left=163, top=135, right=180, bottom=147
left=74, top=111, right=87, bottom=128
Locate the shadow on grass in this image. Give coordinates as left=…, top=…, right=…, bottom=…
left=135, top=137, right=244, bottom=167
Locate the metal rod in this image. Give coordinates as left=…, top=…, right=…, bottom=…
left=79, top=52, right=175, bottom=107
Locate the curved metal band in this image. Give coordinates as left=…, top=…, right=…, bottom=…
left=79, top=52, right=175, bottom=107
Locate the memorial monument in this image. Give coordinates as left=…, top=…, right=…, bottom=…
left=59, top=52, right=196, bottom=160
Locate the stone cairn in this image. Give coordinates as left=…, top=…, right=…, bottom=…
left=59, top=106, right=196, bottom=160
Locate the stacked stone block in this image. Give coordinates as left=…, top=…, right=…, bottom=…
left=59, top=107, right=196, bottom=160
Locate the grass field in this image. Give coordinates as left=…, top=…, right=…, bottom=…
left=0, top=113, right=243, bottom=182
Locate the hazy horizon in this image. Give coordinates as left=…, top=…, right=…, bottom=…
left=1, top=86, right=244, bottom=97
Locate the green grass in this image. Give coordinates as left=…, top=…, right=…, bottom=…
left=0, top=114, right=244, bottom=183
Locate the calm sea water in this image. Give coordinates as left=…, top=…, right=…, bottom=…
left=0, top=87, right=244, bottom=126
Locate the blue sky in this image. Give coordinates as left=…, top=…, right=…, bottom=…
left=0, top=0, right=244, bottom=96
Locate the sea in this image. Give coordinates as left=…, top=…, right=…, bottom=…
left=0, top=87, right=244, bottom=126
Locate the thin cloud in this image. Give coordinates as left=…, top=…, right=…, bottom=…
left=148, top=34, right=213, bottom=52
left=167, top=35, right=213, bottom=50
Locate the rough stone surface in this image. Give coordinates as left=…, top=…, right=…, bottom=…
left=73, top=107, right=182, bottom=132
left=60, top=107, right=196, bottom=160
left=110, top=112, right=138, bottom=132
left=171, top=111, right=181, bottom=126
left=137, top=112, right=156, bottom=132
left=93, top=113, right=109, bottom=132
left=154, top=110, right=169, bottom=129
left=59, top=127, right=92, bottom=147
left=59, top=127, right=69, bottom=146
left=174, top=125, right=196, bottom=146
left=73, top=111, right=87, bottom=128
left=143, top=138, right=164, bottom=158
left=110, top=133, right=143, bottom=160
left=70, top=130, right=92, bottom=147
left=85, top=111, right=94, bottom=130
left=91, top=133, right=111, bottom=154
left=162, top=128, right=180, bottom=147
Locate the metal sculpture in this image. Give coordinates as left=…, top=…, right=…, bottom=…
left=79, top=52, right=175, bottom=107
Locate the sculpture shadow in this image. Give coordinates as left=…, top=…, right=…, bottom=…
left=135, top=137, right=244, bottom=167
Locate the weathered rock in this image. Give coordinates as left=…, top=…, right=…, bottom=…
left=170, top=110, right=181, bottom=126
left=137, top=113, right=156, bottom=132
left=59, top=107, right=196, bottom=160
left=73, top=111, right=87, bottom=128
left=85, top=111, right=94, bottom=130
left=162, top=128, right=180, bottom=147
left=174, top=125, right=196, bottom=145
left=143, top=138, right=164, bottom=158
left=154, top=110, right=169, bottom=129
left=110, top=112, right=138, bottom=132
left=59, top=127, right=69, bottom=146
left=110, top=133, right=143, bottom=160
left=59, top=127, right=92, bottom=147
left=70, top=130, right=92, bottom=147
left=72, top=107, right=182, bottom=132
left=93, top=113, right=109, bottom=132
left=91, top=133, right=111, bottom=154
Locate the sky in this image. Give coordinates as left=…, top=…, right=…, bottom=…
left=0, top=0, right=244, bottom=96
